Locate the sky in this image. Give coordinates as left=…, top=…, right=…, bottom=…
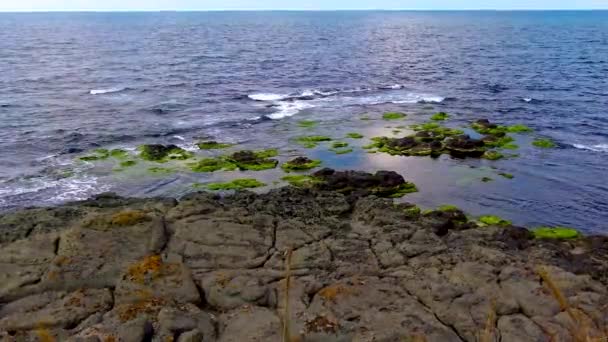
left=1, top=0, right=608, bottom=11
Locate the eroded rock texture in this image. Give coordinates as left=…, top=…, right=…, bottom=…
left=1, top=189, right=607, bottom=341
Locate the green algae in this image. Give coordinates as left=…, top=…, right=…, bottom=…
left=482, top=151, right=504, bottom=160
left=507, top=124, right=533, bottom=133
left=109, top=149, right=129, bottom=159
left=478, top=215, right=512, bottom=226
left=346, top=132, right=364, bottom=139
left=532, top=138, right=557, bottom=148
left=188, top=157, right=237, bottom=173
left=281, top=175, right=319, bottom=187
left=385, top=182, right=419, bottom=198
left=330, top=148, right=354, bottom=155
left=196, top=141, right=234, bottom=150
left=331, top=141, right=349, bottom=148
left=403, top=205, right=422, bottom=218
left=360, top=116, right=371, bottom=121
left=392, top=130, right=401, bottom=135
left=410, top=122, right=440, bottom=131
left=498, top=172, right=514, bottom=179
left=148, top=167, right=175, bottom=174
left=227, top=149, right=279, bottom=171
left=295, top=135, right=332, bottom=148
left=438, top=205, right=459, bottom=212
left=430, top=112, right=450, bottom=121
left=138, top=145, right=193, bottom=162
left=481, top=177, right=493, bottom=182
left=206, top=178, right=266, bottom=191
left=382, top=112, right=407, bottom=120
left=532, top=227, right=580, bottom=240
left=483, top=135, right=515, bottom=149
left=297, top=120, right=318, bottom=128
left=120, top=160, right=137, bottom=168
left=80, top=149, right=110, bottom=161
left=281, top=158, right=322, bottom=172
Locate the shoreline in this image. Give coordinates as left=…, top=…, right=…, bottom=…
left=1, top=171, right=607, bottom=341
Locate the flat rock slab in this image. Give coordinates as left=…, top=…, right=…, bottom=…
left=1, top=187, right=607, bottom=341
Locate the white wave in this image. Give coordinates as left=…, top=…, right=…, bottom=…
left=172, top=135, right=185, bottom=141
left=0, top=174, right=109, bottom=203
left=384, top=84, right=405, bottom=90
left=248, top=93, right=290, bottom=101
left=89, top=87, right=126, bottom=95
left=523, top=98, right=533, bottom=102
left=416, top=96, right=445, bottom=103
left=572, top=143, right=608, bottom=152
left=267, top=101, right=315, bottom=120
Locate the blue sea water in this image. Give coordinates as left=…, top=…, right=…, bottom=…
left=0, top=11, right=607, bottom=233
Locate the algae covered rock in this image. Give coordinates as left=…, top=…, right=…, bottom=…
left=281, top=157, right=322, bottom=172
left=206, top=178, right=266, bottom=190
left=188, top=157, right=236, bottom=172
left=444, top=135, right=486, bottom=158
left=382, top=112, right=406, bottom=120
left=295, top=135, right=332, bottom=148
left=138, top=144, right=193, bottom=162
left=227, top=149, right=278, bottom=171
left=532, top=138, right=557, bottom=148
left=312, top=168, right=418, bottom=198
left=532, top=226, right=580, bottom=239
left=196, top=141, right=233, bottom=150
left=430, top=112, right=450, bottom=121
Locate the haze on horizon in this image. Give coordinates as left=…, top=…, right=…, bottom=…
left=1, top=0, right=608, bottom=11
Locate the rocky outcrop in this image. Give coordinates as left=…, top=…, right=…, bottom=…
left=1, top=186, right=607, bottom=341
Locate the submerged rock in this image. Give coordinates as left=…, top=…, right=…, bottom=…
left=227, top=149, right=279, bottom=171
left=281, top=156, right=322, bottom=172
left=138, top=144, right=192, bottom=162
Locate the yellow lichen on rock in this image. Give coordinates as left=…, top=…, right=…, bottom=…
left=117, top=297, right=165, bottom=322
left=127, top=255, right=162, bottom=283
left=110, top=210, right=148, bottom=226
left=317, top=284, right=355, bottom=302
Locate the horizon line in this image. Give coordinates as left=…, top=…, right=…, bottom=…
left=1, top=8, right=608, bottom=13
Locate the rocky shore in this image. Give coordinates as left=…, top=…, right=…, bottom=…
left=1, top=170, right=607, bottom=341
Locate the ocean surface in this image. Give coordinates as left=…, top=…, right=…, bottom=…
left=0, top=11, right=607, bottom=233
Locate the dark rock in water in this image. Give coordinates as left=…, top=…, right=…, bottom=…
left=226, top=149, right=278, bottom=171
left=387, top=136, right=417, bottom=149
left=281, top=156, right=322, bottom=172
left=474, top=119, right=496, bottom=129
left=312, top=168, right=417, bottom=198
left=444, top=135, right=486, bottom=158
left=138, top=144, right=193, bottom=162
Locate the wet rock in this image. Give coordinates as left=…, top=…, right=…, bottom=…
left=312, top=168, right=417, bottom=198
left=444, top=134, right=486, bottom=157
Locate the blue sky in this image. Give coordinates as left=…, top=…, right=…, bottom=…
left=1, top=0, right=608, bottom=11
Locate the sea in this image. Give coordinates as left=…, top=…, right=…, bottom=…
left=0, top=11, right=606, bottom=233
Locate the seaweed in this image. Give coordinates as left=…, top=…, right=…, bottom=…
left=228, top=149, right=279, bottom=171
left=295, top=135, right=332, bottom=148
left=206, top=178, right=266, bottom=190
left=498, top=172, right=514, bottom=179
left=188, top=157, right=237, bottom=172
left=482, top=151, right=504, bottom=160
left=197, top=141, right=234, bottom=150
left=478, top=215, right=512, bottom=226
left=346, top=132, right=364, bottom=139
left=430, top=112, right=450, bottom=121
left=532, top=138, right=557, bottom=148
left=532, top=227, right=580, bottom=239
left=507, top=124, right=533, bottom=133
left=138, top=144, right=193, bottom=162
left=120, top=160, right=137, bottom=168
left=382, top=112, right=407, bottom=120
left=281, top=157, right=322, bottom=172
left=297, top=120, right=318, bottom=128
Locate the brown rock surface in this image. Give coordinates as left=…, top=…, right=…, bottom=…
left=0, top=186, right=607, bottom=341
